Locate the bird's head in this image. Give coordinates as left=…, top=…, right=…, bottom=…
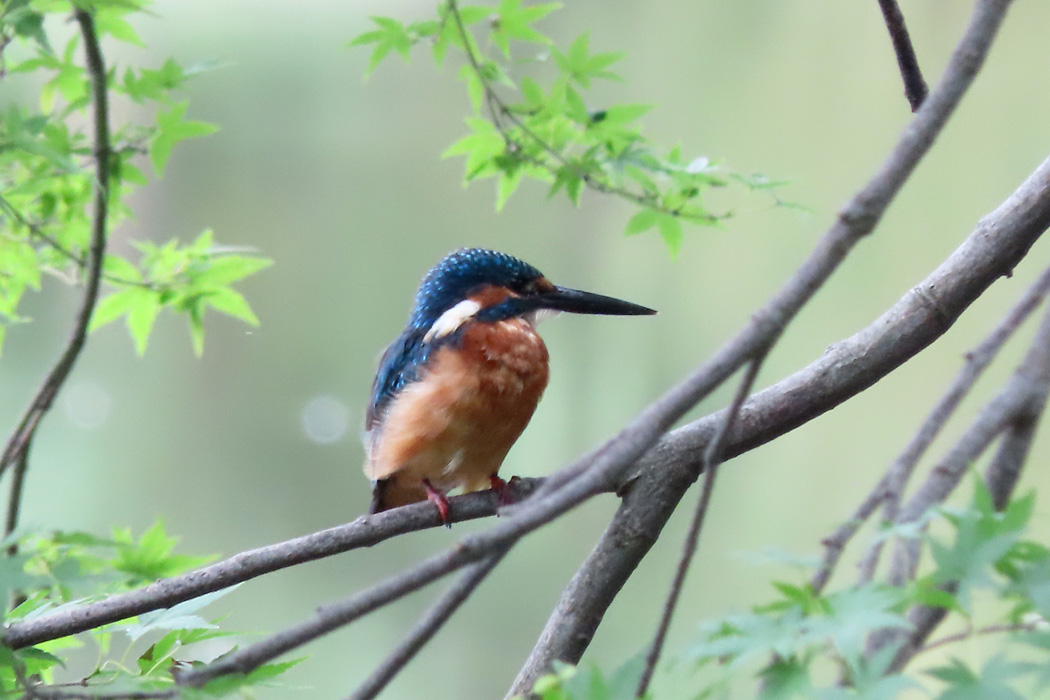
left=408, top=248, right=656, bottom=342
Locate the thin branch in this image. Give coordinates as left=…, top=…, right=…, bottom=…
left=877, top=0, right=928, bottom=110
left=855, top=262, right=1050, bottom=584
left=23, top=685, right=175, bottom=700
left=877, top=299, right=1050, bottom=671
left=2, top=5, right=1025, bottom=681
left=916, top=621, right=1040, bottom=656
left=0, top=8, right=111, bottom=504
left=634, top=355, right=765, bottom=699
left=347, top=549, right=508, bottom=700
left=445, top=0, right=718, bottom=223
left=809, top=261, right=1050, bottom=593
left=175, top=535, right=483, bottom=688
left=2, top=478, right=539, bottom=649
left=508, top=2, right=1018, bottom=691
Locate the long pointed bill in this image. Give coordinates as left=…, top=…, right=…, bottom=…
left=537, top=286, right=657, bottom=316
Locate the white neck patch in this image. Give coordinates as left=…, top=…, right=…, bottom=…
left=424, top=299, right=482, bottom=342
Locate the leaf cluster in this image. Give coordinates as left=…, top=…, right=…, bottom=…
left=530, top=480, right=1050, bottom=700
left=0, top=520, right=297, bottom=698
left=0, top=0, right=268, bottom=356
left=349, top=1, right=788, bottom=255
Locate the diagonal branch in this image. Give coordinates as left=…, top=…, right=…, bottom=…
left=2, top=479, right=539, bottom=649
left=634, top=354, right=766, bottom=698
left=182, top=0, right=1014, bottom=677
left=877, top=0, right=928, bottom=110
left=810, top=261, right=1050, bottom=593
left=0, top=8, right=111, bottom=517
left=508, top=144, right=1048, bottom=696
left=347, top=549, right=508, bottom=700
left=878, top=299, right=1050, bottom=672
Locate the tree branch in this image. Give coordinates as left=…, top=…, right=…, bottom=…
left=877, top=0, right=928, bottom=110
left=507, top=2, right=1019, bottom=691
left=347, top=549, right=507, bottom=700
left=634, top=355, right=765, bottom=698
left=810, top=261, right=1050, bottom=593
left=2, top=479, right=539, bottom=650
left=0, top=8, right=111, bottom=519
left=509, top=156, right=1047, bottom=697
left=877, top=300, right=1050, bottom=671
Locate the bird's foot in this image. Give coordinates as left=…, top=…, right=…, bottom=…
left=489, top=474, right=517, bottom=510
left=423, top=479, right=451, bottom=528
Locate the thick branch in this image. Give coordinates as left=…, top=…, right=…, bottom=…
left=0, top=9, right=111, bottom=510
left=812, top=261, right=1050, bottom=592
left=509, top=141, right=1048, bottom=695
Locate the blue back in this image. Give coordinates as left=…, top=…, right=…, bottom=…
left=366, top=249, right=544, bottom=430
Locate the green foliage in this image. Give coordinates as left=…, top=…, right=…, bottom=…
left=537, top=480, right=1050, bottom=700
left=526, top=656, right=648, bottom=700
left=0, top=521, right=296, bottom=698
left=0, top=1, right=269, bottom=356
left=349, top=1, right=788, bottom=255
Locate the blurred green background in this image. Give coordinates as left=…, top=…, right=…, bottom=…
left=3, top=0, right=1050, bottom=697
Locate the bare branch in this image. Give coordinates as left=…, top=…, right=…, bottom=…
left=0, top=8, right=111, bottom=516
left=877, top=0, right=928, bottom=110
left=810, top=261, right=1050, bottom=593
left=509, top=148, right=1049, bottom=696
left=2, top=479, right=539, bottom=650
left=347, top=550, right=507, bottom=700
left=634, top=355, right=765, bottom=698
left=508, top=2, right=1019, bottom=690
left=853, top=262, right=1050, bottom=584
left=878, top=300, right=1050, bottom=670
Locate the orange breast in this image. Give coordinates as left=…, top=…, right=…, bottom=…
left=365, top=318, right=549, bottom=499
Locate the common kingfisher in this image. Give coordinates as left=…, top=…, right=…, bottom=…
left=364, top=248, right=656, bottom=523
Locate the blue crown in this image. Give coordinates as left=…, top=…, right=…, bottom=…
left=409, top=248, right=543, bottom=331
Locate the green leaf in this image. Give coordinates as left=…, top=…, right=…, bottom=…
left=149, top=101, right=219, bottom=176
left=121, top=586, right=238, bottom=642
left=125, top=287, right=161, bottom=356
left=90, top=288, right=139, bottom=332
left=203, top=287, right=260, bottom=326
left=491, top=0, right=559, bottom=57
left=348, top=16, right=413, bottom=76
left=624, top=208, right=659, bottom=236
left=193, top=254, right=272, bottom=286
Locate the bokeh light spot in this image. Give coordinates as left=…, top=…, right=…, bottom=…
left=61, top=380, right=113, bottom=430
left=300, top=394, right=350, bottom=444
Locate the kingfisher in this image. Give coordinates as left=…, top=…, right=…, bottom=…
left=364, top=248, right=656, bottom=523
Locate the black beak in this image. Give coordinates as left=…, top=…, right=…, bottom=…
left=536, top=286, right=657, bottom=316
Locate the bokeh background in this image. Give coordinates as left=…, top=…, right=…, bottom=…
left=3, top=1, right=1050, bottom=697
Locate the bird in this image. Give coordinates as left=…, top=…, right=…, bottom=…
left=363, top=248, right=656, bottom=524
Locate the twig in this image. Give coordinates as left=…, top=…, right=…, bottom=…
left=916, top=621, right=1040, bottom=656
left=876, top=299, right=1050, bottom=670
left=347, top=549, right=508, bottom=700
left=175, top=536, right=483, bottom=687
left=634, top=355, right=765, bottom=698
left=507, top=2, right=1018, bottom=692
left=22, top=685, right=175, bottom=700
left=0, top=8, right=111, bottom=507
left=445, top=0, right=717, bottom=223
left=3, top=478, right=539, bottom=649
left=809, top=262, right=1050, bottom=593
left=854, top=262, right=1050, bottom=584
left=0, top=193, right=152, bottom=290
left=877, top=0, right=928, bottom=110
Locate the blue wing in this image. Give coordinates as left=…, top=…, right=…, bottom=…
left=365, top=329, right=431, bottom=433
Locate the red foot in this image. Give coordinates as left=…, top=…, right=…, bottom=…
left=423, top=479, right=451, bottom=528
left=489, top=474, right=516, bottom=509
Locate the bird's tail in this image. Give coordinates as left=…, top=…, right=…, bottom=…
left=369, top=477, right=426, bottom=514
